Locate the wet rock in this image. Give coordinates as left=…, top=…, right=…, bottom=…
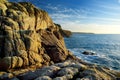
left=82, top=51, right=96, bottom=55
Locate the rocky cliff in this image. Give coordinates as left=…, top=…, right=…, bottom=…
left=0, top=1, right=120, bottom=80
left=0, top=1, right=73, bottom=70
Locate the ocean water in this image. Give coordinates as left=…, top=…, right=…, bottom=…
left=64, top=33, right=120, bottom=70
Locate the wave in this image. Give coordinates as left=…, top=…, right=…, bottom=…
left=69, top=48, right=120, bottom=70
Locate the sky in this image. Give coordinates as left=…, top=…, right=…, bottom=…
left=9, top=0, right=120, bottom=34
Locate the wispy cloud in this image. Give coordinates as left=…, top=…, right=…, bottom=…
left=46, top=4, right=59, bottom=10
left=46, top=5, right=88, bottom=24
left=46, top=3, right=120, bottom=33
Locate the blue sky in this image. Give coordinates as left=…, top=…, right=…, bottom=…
left=10, top=0, right=120, bottom=34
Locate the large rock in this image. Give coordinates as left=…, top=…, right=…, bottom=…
left=0, top=1, right=71, bottom=70
left=82, top=51, right=96, bottom=55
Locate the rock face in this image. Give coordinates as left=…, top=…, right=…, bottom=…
left=0, top=1, right=71, bottom=70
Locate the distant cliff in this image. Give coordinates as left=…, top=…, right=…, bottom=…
left=73, top=32, right=94, bottom=34
left=55, top=23, right=72, bottom=37
left=0, top=0, right=120, bottom=80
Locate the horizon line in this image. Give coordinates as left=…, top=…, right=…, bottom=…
left=72, top=32, right=120, bottom=34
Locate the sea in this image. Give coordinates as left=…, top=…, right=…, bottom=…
left=64, top=33, right=120, bottom=70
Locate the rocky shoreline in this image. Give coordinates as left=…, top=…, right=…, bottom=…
left=0, top=0, right=120, bottom=80
left=1, top=59, right=120, bottom=80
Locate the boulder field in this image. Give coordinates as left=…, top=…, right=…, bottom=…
left=0, top=0, right=120, bottom=80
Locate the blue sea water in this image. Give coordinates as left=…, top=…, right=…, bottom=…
left=64, top=33, right=120, bottom=70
